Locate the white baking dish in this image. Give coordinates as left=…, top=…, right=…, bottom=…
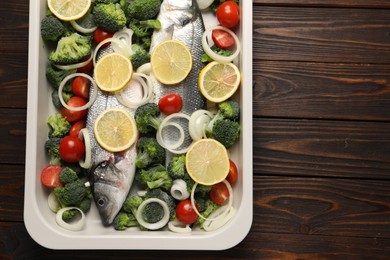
left=24, top=0, right=252, bottom=250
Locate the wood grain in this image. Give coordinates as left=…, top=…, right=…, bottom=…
left=253, top=118, right=390, bottom=179
left=253, top=6, right=390, bottom=63
left=0, top=165, right=24, bottom=222
left=253, top=61, right=390, bottom=121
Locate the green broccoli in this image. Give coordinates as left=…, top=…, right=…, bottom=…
left=59, top=167, right=79, bottom=184
left=47, top=113, right=71, bottom=138
left=130, top=44, right=150, bottom=70
left=145, top=188, right=176, bottom=219
left=201, top=45, right=233, bottom=63
left=135, top=137, right=165, bottom=169
left=206, top=99, right=240, bottom=135
left=134, top=103, right=161, bottom=134
left=60, top=197, right=92, bottom=222
left=46, top=66, right=76, bottom=90
left=126, top=0, right=161, bottom=21
left=129, top=19, right=161, bottom=38
left=41, top=15, right=65, bottom=42
left=136, top=36, right=151, bottom=51
left=142, top=201, right=165, bottom=224
left=93, top=3, right=127, bottom=32
left=210, top=119, right=240, bottom=148
left=136, top=164, right=173, bottom=191
left=93, top=0, right=117, bottom=5
left=51, top=90, right=73, bottom=109
left=194, top=199, right=220, bottom=229
left=195, top=184, right=212, bottom=197
left=54, top=179, right=87, bottom=206
left=113, top=211, right=139, bottom=230
left=45, top=137, right=62, bottom=165
left=167, top=154, right=195, bottom=192
left=49, top=33, right=92, bottom=65
left=122, top=195, right=144, bottom=216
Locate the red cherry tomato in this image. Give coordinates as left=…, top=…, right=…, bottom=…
left=69, top=120, right=86, bottom=137
left=226, top=159, right=238, bottom=185
left=72, top=76, right=90, bottom=99
left=176, top=199, right=198, bottom=225
left=158, top=93, right=183, bottom=115
left=60, top=96, right=88, bottom=122
left=216, top=1, right=240, bottom=28
left=210, top=182, right=230, bottom=205
left=93, top=27, right=114, bottom=47
left=77, top=55, right=93, bottom=73
left=40, top=165, right=63, bottom=188
left=59, top=135, right=85, bottom=163
left=212, top=29, right=235, bottom=49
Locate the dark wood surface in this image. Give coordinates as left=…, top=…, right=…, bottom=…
left=1, top=1, right=390, bottom=259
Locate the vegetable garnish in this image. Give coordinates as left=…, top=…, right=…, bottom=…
left=168, top=220, right=192, bottom=233
left=93, top=37, right=130, bottom=66
left=54, top=55, right=93, bottom=71
left=78, top=128, right=92, bottom=169
left=170, top=179, right=190, bottom=201
left=135, top=198, right=170, bottom=230
left=188, top=109, right=214, bottom=141
left=55, top=207, right=86, bottom=231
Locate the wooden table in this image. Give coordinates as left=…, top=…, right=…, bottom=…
left=1, top=1, right=390, bottom=258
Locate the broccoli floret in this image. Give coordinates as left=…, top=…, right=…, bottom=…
left=78, top=197, right=92, bottom=213
left=194, top=199, right=220, bottom=228
left=129, top=19, right=161, bottom=38
left=54, top=179, right=87, bottom=206
left=51, top=90, right=73, bottom=109
left=41, top=15, right=65, bottom=42
left=113, top=211, right=139, bottom=230
left=167, top=155, right=195, bottom=192
left=136, top=164, right=173, bottom=191
left=201, top=45, right=234, bottom=63
left=47, top=113, right=71, bottom=138
left=141, top=201, right=165, bottom=224
left=45, top=137, right=62, bottom=165
left=93, top=0, right=117, bottom=5
left=126, top=0, right=161, bottom=21
left=93, top=3, right=127, bottom=32
left=211, top=119, right=240, bottom=148
left=49, top=33, right=91, bottom=65
left=59, top=167, right=79, bottom=184
left=61, top=198, right=92, bottom=222
left=46, top=66, right=76, bottom=90
left=135, top=137, right=165, bottom=169
left=134, top=103, right=161, bottom=134
left=122, top=195, right=144, bottom=216
left=195, top=184, right=212, bottom=197
left=206, top=99, right=240, bottom=135
left=145, top=188, right=176, bottom=219
left=130, top=44, right=150, bottom=70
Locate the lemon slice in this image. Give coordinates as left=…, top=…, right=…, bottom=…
left=198, top=61, right=241, bottom=103
left=186, top=139, right=230, bottom=185
left=151, top=40, right=192, bottom=85
left=94, top=52, right=133, bottom=92
left=47, top=0, right=91, bottom=21
left=94, top=108, right=138, bottom=152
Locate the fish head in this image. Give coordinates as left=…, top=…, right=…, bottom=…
left=90, top=158, right=134, bottom=225
left=160, top=0, right=196, bottom=27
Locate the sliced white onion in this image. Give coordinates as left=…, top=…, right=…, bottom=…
left=58, top=73, right=97, bottom=111
left=93, top=37, right=130, bottom=66
left=70, top=19, right=97, bottom=34
left=78, top=128, right=92, bottom=169
left=136, top=62, right=152, bottom=75
left=55, top=207, right=86, bottom=231
left=137, top=190, right=147, bottom=197
left=196, top=0, right=214, bottom=9
left=48, top=191, right=62, bottom=213
left=135, top=198, right=170, bottom=230
left=112, top=28, right=134, bottom=56
left=54, top=54, right=93, bottom=71
left=115, top=73, right=153, bottom=109
left=189, top=109, right=214, bottom=141
left=156, top=113, right=192, bottom=154
left=202, top=25, right=241, bottom=63
left=203, top=206, right=236, bottom=232
left=170, top=179, right=190, bottom=200
left=168, top=220, right=192, bottom=233
left=191, top=180, right=233, bottom=222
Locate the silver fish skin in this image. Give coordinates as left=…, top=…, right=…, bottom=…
left=86, top=70, right=137, bottom=226
left=150, top=0, right=206, bottom=115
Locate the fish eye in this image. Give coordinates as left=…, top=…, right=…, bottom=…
left=97, top=197, right=106, bottom=207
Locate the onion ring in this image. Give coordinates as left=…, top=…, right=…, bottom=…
left=55, top=207, right=86, bottom=231
left=189, top=110, right=213, bottom=141
left=170, top=179, right=190, bottom=200
left=54, top=54, right=93, bottom=71
left=168, top=220, right=192, bottom=233
left=115, top=73, right=153, bottom=109
left=78, top=128, right=92, bottom=169
left=93, top=37, right=130, bottom=65
left=135, top=198, right=170, bottom=230
left=112, top=28, right=134, bottom=56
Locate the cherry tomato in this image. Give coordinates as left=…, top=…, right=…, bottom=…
left=93, top=27, right=114, bottom=47
left=210, top=182, right=230, bottom=205
left=216, top=1, right=240, bottom=28
left=69, top=120, right=86, bottom=137
left=40, top=165, right=63, bottom=188
left=59, top=135, right=85, bottom=163
left=60, top=96, right=88, bottom=122
left=226, top=159, right=238, bottom=185
left=176, top=199, right=198, bottom=225
left=77, top=55, right=93, bottom=73
left=212, top=29, right=235, bottom=49
left=72, top=76, right=90, bottom=99
left=158, top=93, right=183, bottom=115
